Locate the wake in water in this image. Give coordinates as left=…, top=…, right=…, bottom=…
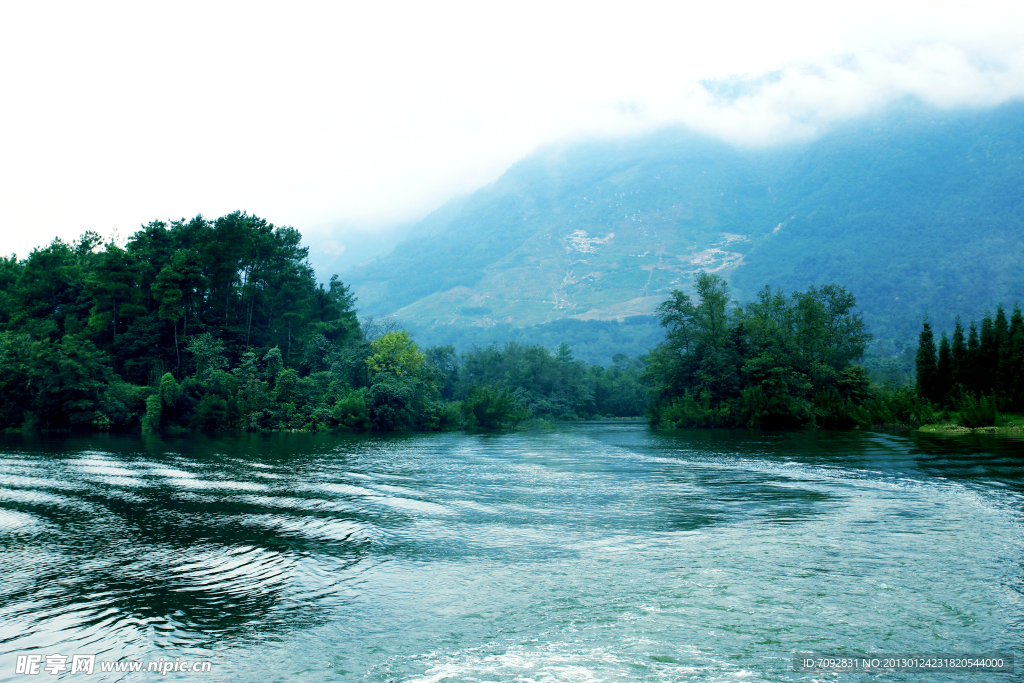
left=0, top=426, right=1021, bottom=681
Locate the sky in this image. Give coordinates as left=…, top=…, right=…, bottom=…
left=1, top=0, right=1023, bottom=259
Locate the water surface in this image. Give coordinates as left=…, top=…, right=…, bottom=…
left=1, top=424, right=1021, bottom=681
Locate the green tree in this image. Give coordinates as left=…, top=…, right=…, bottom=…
left=1004, top=304, right=1024, bottom=412
left=463, top=384, right=528, bottom=430
left=950, top=317, right=967, bottom=393
left=86, top=244, right=143, bottom=344
left=366, top=330, right=425, bottom=378
left=979, top=312, right=997, bottom=395
left=915, top=318, right=938, bottom=402
left=966, top=320, right=980, bottom=394
left=936, top=332, right=952, bottom=404
left=187, top=333, right=228, bottom=381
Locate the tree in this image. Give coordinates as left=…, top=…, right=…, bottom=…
left=152, top=249, right=205, bottom=374
left=647, top=274, right=872, bottom=429
left=993, top=304, right=1011, bottom=406
left=366, top=330, right=425, bottom=378
left=310, top=275, right=360, bottom=344
left=979, top=312, right=997, bottom=395
left=187, top=333, right=228, bottom=381
left=950, top=316, right=967, bottom=393
left=86, top=243, right=143, bottom=344
left=915, top=318, right=938, bottom=403
left=936, top=332, right=952, bottom=404
left=1004, top=304, right=1024, bottom=412
left=463, top=384, right=528, bottom=430
left=966, top=320, right=980, bottom=394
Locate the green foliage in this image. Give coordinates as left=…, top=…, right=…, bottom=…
left=98, top=379, right=147, bottom=430
left=0, top=212, right=650, bottom=433
left=0, top=333, right=112, bottom=431
left=419, top=400, right=464, bottom=431
left=588, top=354, right=648, bottom=417
left=917, top=319, right=937, bottom=401
left=410, top=316, right=664, bottom=367
left=912, top=301, right=1024, bottom=424
left=141, top=393, right=162, bottom=433
left=958, top=394, right=997, bottom=428
left=366, top=330, right=425, bottom=378
left=191, top=394, right=231, bottom=432
left=463, top=384, right=528, bottom=430
left=187, top=333, right=227, bottom=380
left=333, top=390, right=370, bottom=432
left=367, top=375, right=416, bottom=431
left=647, top=273, right=874, bottom=429
left=263, top=347, right=284, bottom=379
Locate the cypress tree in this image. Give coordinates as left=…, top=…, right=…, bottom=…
left=915, top=318, right=938, bottom=402
left=936, top=332, right=952, bottom=405
left=950, top=316, right=967, bottom=395
left=994, top=304, right=1010, bottom=406
left=1004, top=304, right=1024, bottom=413
left=967, top=320, right=980, bottom=395
left=979, top=313, right=996, bottom=395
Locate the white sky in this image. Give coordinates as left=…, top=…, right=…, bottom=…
left=1, top=0, right=1023, bottom=258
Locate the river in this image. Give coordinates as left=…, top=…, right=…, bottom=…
left=1, top=423, right=1021, bottom=681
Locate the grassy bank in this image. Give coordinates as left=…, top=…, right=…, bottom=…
left=918, top=413, right=1024, bottom=434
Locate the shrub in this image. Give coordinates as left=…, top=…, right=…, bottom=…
left=959, top=394, right=997, bottom=428
left=333, top=390, right=370, bottom=432
left=190, top=394, right=230, bottom=432
left=463, top=384, right=528, bottom=430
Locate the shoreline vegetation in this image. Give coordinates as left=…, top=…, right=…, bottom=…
left=0, top=213, right=1019, bottom=436
left=0, top=215, right=645, bottom=435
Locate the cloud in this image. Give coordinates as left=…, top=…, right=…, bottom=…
left=0, top=1, right=1023, bottom=257
left=648, top=44, right=1024, bottom=146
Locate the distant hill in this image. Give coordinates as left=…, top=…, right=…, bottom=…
left=339, top=100, right=1024, bottom=363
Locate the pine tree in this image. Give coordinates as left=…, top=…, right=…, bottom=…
left=994, top=304, right=1010, bottom=407
left=967, top=320, right=980, bottom=395
left=1004, top=304, right=1024, bottom=413
left=979, top=313, right=996, bottom=395
left=950, top=316, right=967, bottom=396
left=915, top=318, right=938, bottom=402
left=936, top=332, right=952, bottom=405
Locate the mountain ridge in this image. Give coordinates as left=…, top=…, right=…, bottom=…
left=339, top=100, right=1024, bottom=357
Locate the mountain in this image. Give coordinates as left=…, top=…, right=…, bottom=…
left=339, top=100, right=1024, bottom=362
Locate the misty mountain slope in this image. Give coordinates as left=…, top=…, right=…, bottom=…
left=733, top=103, right=1024, bottom=347
left=347, top=132, right=786, bottom=320
left=342, top=101, right=1024, bottom=352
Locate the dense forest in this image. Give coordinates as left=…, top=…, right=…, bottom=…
left=643, top=272, right=1023, bottom=431
left=0, top=214, right=645, bottom=433
left=645, top=273, right=881, bottom=429
left=913, top=305, right=1024, bottom=427
left=3, top=214, right=1018, bottom=434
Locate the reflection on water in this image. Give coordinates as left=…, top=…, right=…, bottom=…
left=0, top=426, right=1021, bottom=681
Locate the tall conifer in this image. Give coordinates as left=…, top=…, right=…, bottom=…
left=915, top=318, right=938, bottom=402
left=936, top=332, right=952, bottom=405
left=950, top=316, right=967, bottom=395
left=967, top=320, right=980, bottom=395
left=979, top=313, right=996, bottom=395
left=1005, top=304, right=1024, bottom=412
left=994, top=304, right=1010, bottom=405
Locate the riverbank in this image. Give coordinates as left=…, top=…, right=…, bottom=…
left=919, top=414, right=1024, bottom=434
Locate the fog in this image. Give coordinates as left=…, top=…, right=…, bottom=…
left=1, top=0, right=1023, bottom=257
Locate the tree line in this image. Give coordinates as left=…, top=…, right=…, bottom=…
left=0, top=214, right=645, bottom=433
left=7, top=212, right=1013, bottom=434
left=914, top=305, right=1024, bottom=426
left=645, top=272, right=879, bottom=429
left=645, top=272, right=1023, bottom=432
